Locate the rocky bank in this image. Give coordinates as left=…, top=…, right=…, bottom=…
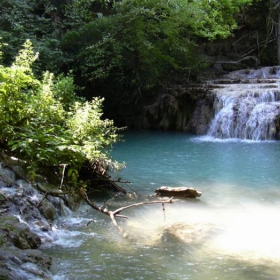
left=0, top=156, right=70, bottom=279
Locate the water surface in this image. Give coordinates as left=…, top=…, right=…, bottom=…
left=44, top=131, right=280, bottom=280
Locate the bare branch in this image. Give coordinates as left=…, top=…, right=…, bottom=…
left=37, top=192, right=48, bottom=208
left=78, top=188, right=104, bottom=213
left=78, top=188, right=175, bottom=237
left=59, top=164, right=67, bottom=189
left=112, top=198, right=173, bottom=216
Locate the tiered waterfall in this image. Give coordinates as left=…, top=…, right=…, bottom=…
left=207, top=67, right=280, bottom=140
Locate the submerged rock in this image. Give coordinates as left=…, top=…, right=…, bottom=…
left=159, top=222, right=217, bottom=246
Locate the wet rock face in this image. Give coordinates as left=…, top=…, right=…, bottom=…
left=0, top=208, right=52, bottom=279
left=142, top=89, right=206, bottom=131
left=0, top=163, right=16, bottom=186
left=8, top=221, right=42, bottom=249
left=276, top=115, right=280, bottom=140
left=0, top=162, right=68, bottom=279
left=0, top=215, right=42, bottom=250
left=38, top=199, right=57, bottom=220
left=187, top=96, right=215, bottom=135
left=145, top=94, right=180, bottom=130
left=0, top=249, right=52, bottom=280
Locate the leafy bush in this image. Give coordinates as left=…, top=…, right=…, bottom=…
left=0, top=40, right=122, bottom=187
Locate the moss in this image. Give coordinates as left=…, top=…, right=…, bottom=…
left=0, top=216, right=18, bottom=232
left=0, top=215, right=19, bottom=248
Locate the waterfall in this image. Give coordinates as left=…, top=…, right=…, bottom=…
left=207, top=67, right=280, bottom=140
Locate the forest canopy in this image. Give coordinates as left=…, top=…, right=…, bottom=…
left=62, top=0, right=254, bottom=101
left=0, top=0, right=256, bottom=102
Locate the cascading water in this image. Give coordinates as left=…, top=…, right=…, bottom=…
left=207, top=67, right=280, bottom=140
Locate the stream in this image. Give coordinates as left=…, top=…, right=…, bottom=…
left=43, top=131, right=280, bottom=280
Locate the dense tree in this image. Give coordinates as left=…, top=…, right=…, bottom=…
left=1, top=0, right=266, bottom=102
left=0, top=0, right=64, bottom=73
left=248, top=0, right=280, bottom=65
left=269, top=0, right=280, bottom=64
left=62, top=0, right=253, bottom=104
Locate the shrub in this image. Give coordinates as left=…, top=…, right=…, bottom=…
left=0, top=40, right=122, bottom=187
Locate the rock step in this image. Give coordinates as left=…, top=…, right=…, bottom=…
left=208, top=84, right=280, bottom=90
left=209, top=78, right=279, bottom=85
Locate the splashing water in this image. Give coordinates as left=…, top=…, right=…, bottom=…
left=207, top=67, right=280, bottom=140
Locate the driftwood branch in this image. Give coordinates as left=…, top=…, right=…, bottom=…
left=59, top=164, right=67, bottom=189
left=78, top=188, right=174, bottom=236
left=155, top=186, right=201, bottom=198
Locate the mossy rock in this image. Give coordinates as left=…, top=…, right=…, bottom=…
left=0, top=216, right=41, bottom=249
left=0, top=216, right=19, bottom=248
left=0, top=215, right=17, bottom=231
left=10, top=222, right=42, bottom=249
left=38, top=199, right=56, bottom=220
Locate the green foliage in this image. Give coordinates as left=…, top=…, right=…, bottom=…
left=0, top=40, right=122, bottom=187
left=53, top=72, right=85, bottom=110
left=0, top=0, right=64, bottom=73
left=62, top=0, right=253, bottom=103
left=0, top=0, right=256, bottom=108
left=64, top=0, right=116, bottom=27
left=187, top=0, right=253, bottom=40
left=65, top=0, right=98, bottom=26
left=0, top=40, right=40, bottom=129
left=0, top=0, right=254, bottom=105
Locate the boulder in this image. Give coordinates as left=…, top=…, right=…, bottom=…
left=155, top=186, right=202, bottom=198
left=12, top=224, right=41, bottom=250
left=0, top=164, right=16, bottom=186
left=38, top=199, right=57, bottom=220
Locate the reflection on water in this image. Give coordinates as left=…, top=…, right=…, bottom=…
left=44, top=131, right=280, bottom=280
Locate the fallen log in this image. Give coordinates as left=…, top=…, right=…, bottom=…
left=155, top=186, right=201, bottom=198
